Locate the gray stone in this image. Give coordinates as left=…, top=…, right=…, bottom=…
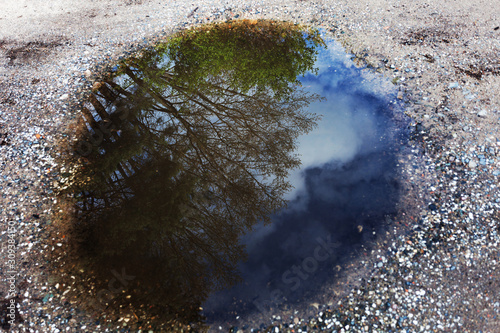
left=477, top=110, right=488, bottom=117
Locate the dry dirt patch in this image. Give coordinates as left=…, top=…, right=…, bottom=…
left=0, top=39, right=67, bottom=66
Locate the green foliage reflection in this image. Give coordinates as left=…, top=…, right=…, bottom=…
left=162, top=20, right=325, bottom=98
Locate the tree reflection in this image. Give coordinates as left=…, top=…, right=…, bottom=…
left=59, top=20, right=325, bottom=327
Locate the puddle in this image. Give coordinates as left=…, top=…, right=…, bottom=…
left=52, top=20, right=409, bottom=331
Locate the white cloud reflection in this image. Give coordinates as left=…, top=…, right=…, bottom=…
left=285, top=40, right=396, bottom=203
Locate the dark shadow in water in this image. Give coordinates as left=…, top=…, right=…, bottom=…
left=53, top=20, right=325, bottom=329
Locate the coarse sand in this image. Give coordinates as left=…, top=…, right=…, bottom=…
left=1, top=0, right=500, bottom=331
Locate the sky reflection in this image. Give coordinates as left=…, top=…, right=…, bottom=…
left=203, top=38, right=406, bottom=324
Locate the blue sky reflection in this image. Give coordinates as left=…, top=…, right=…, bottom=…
left=203, top=38, right=406, bottom=324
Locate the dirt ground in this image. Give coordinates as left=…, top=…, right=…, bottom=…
left=1, top=0, right=499, bottom=331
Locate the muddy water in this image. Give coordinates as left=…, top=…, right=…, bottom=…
left=53, top=21, right=409, bottom=331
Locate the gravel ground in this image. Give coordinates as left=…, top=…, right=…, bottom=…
left=1, top=0, right=499, bottom=332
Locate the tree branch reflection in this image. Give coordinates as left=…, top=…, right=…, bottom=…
left=58, top=20, right=325, bottom=328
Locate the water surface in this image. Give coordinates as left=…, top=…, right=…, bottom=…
left=54, top=21, right=408, bottom=331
